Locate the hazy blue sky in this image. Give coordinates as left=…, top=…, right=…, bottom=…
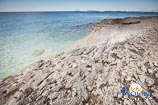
left=0, top=0, right=158, bottom=12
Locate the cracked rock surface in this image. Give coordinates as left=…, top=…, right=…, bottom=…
left=0, top=16, right=158, bottom=105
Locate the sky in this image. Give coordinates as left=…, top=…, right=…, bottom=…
left=0, top=0, right=158, bottom=12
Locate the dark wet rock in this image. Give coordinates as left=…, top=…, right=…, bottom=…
left=32, top=49, right=45, bottom=57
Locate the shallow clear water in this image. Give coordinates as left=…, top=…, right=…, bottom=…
left=0, top=11, right=158, bottom=79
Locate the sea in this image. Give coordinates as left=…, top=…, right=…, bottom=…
left=0, top=11, right=158, bottom=79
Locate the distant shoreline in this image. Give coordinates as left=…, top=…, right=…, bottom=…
left=0, top=11, right=158, bottom=13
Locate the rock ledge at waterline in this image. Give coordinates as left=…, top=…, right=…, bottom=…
left=0, top=16, right=158, bottom=105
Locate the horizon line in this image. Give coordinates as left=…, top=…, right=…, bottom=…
left=0, top=10, right=158, bottom=13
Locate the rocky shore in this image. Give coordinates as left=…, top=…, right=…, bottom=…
left=0, top=16, right=158, bottom=105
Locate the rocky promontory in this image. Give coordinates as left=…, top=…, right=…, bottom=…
left=0, top=16, right=158, bottom=105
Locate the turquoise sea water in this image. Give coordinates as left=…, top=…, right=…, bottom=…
left=0, top=11, right=158, bottom=79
